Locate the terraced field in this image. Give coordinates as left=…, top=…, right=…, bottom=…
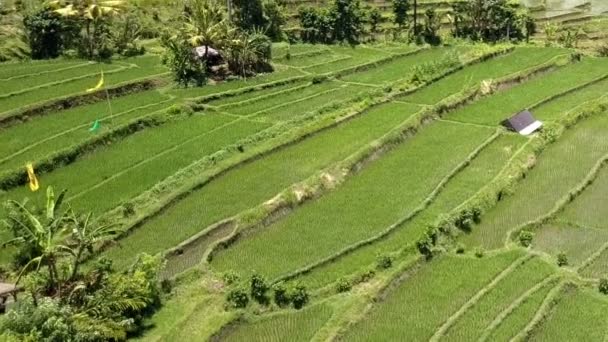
left=2, top=43, right=608, bottom=341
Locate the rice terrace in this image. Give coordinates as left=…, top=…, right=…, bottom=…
left=0, top=0, right=607, bottom=340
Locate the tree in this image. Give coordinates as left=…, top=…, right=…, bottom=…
left=225, top=29, right=272, bottom=77
left=2, top=187, right=72, bottom=295
left=263, top=0, right=286, bottom=41
left=328, top=0, right=364, bottom=44
left=185, top=0, right=231, bottom=61
left=420, top=7, right=441, bottom=45
left=50, top=0, right=126, bottom=59
left=233, top=0, right=266, bottom=31
left=452, top=0, right=532, bottom=43
left=367, top=7, right=382, bottom=40
left=392, top=0, right=409, bottom=29
left=23, top=7, right=73, bottom=59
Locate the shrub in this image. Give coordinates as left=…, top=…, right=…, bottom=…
left=23, top=7, right=75, bottom=59
left=226, top=287, right=249, bottom=309
left=356, top=268, right=376, bottom=283
left=455, top=243, right=465, bottom=254
left=335, top=278, right=352, bottom=293
left=250, top=272, right=270, bottom=304
left=599, top=278, right=608, bottom=295
left=392, top=0, right=409, bottom=29
left=161, top=31, right=207, bottom=87
left=474, top=247, right=485, bottom=258
left=518, top=230, right=534, bottom=247
left=222, top=270, right=240, bottom=285
left=596, top=43, right=608, bottom=57
left=557, top=252, right=568, bottom=267
left=272, top=282, right=291, bottom=307
left=122, top=202, right=135, bottom=218
left=416, top=235, right=434, bottom=259
left=376, top=255, right=393, bottom=270
left=290, top=284, right=309, bottom=309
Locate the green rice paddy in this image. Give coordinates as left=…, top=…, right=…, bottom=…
left=2, top=42, right=608, bottom=341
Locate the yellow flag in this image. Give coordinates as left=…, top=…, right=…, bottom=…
left=26, top=163, right=39, bottom=192
left=86, top=71, right=104, bottom=92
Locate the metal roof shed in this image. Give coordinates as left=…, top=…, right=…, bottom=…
left=502, top=110, right=543, bottom=136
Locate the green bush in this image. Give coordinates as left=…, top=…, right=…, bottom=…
left=250, top=272, right=270, bottom=304
left=557, top=252, right=568, bottom=267
left=455, top=243, right=465, bottom=254
left=599, top=278, right=608, bottom=295
left=376, top=255, right=393, bottom=270
left=222, top=270, right=240, bottom=285
left=272, top=282, right=291, bottom=307
left=474, top=247, right=485, bottom=258
left=226, top=287, right=249, bottom=309
left=290, top=284, right=309, bottom=309
left=335, top=278, right=352, bottom=293
left=518, top=230, right=534, bottom=247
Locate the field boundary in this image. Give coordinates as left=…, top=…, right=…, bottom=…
left=0, top=63, right=129, bottom=100
left=510, top=281, right=569, bottom=342
left=68, top=46, right=519, bottom=269
left=429, top=254, right=532, bottom=341
left=146, top=47, right=574, bottom=278
left=478, top=274, right=561, bottom=342
left=433, top=97, right=608, bottom=249
left=506, top=148, right=608, bottom=246
left=0, top=104, right=178, bottom=191
left=0, top=61, right=93, bottom=81
left=0, top=76, right=168, bottom=128
left=0, top=96, right=174, bottom=166
left=270, top=129, right=501, bottom=284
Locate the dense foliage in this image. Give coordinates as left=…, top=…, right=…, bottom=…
left=161, top=0, right=276, bottom=87
left=299, top=0, right=364, bottom=44
left=452, top=0, right=535, bottom=42
left=0, top=187, right=165, bottom=341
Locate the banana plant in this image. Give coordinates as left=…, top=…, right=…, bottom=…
left=2, top=187, right=72, bottom=296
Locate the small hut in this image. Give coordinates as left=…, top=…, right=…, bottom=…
left=0, top=283, right=20, bottom=314
left=193, top=45, right=223, bottom=66
left=502, top=110, right=543, bottom=136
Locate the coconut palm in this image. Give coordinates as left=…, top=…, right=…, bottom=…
left=49, top=0, right=126, bottom=58
left=2, top=187, right=72, bottom=295
left=185, top=0, right=232, bottom=60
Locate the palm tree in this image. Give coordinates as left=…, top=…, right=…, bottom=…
left=66, top=212, right=122, bottom=281
left=50, top=0, right=126, bottom=58
left=2, top=187, right=73, bottom=295
left=185, top=0, right=231, bottom=61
